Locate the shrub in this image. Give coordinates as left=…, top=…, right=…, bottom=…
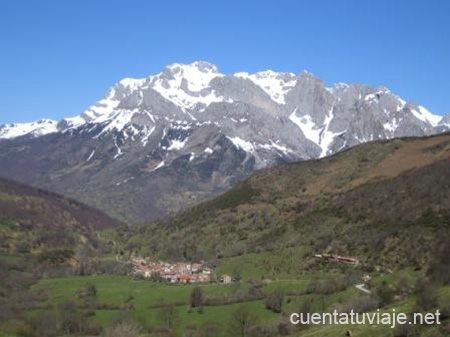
left=415, top=281, right=439, bottom=311
left=190, top=287, right=204, bottom=312
left=373, top=281, right=395, bottom=306
left=265, top=289, right=284, bottom=313
left=200, top=321, right=220, bottom=337
left=228, top=305, right=256, bottom=337
left=335, top=297, right=379, bottom=314
left=157, top=302, right=178, bottom=328
left=105, top=321, right=142, bottom=337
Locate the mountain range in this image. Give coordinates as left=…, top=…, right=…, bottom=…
left=1, top=61, right=449, bottom=223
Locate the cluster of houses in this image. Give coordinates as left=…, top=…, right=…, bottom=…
left=130, top=254, right=233, bottom=284
left=314, top=253, right=360, bottom=265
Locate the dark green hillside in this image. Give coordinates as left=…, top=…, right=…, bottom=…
left=120, top=133, right=450, bottom=270
left=0, top=176, right=122, bottom=257
left=0, top=178, right=128, bottom=336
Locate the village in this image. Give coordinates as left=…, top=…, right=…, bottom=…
left=129, top=252, right=360, bottom=284
left=130, top=253, right=233, bottom=284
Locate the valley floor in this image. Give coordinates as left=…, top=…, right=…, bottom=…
left=0, top=251, right=445, bottom=337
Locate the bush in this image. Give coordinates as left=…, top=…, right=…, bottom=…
left=298, top=297, right=313, bottom=316
left=149, top=271, right=165, bottom=283
left=77, top=283, right=97, bottom=299
left=227, top=305, right=256, bottom=337
left=232, top=267, right=242, bottom=282
left=415, top=281, right=439, bottom=311
left=426, top=239, right=450, bottom=285
left=395, top=276, right=412, bottom=295
left=105, top=321, right=142, bottom=337
left=190, top=287, right=204, bottom=312
left=277, top=320, right=290, bottom=335
left=36, top=249, right=74, bottom=264
left=373, top=281, right=395, bottom=306
left=334, top=297, right=379, bottom=314
left=265, top=289, right=284, bottom=313
left=200, top=321, right=220, bottom=337
left=308, top=276, right=347, bottom=295
left=157, top=302, right=178, bottom=328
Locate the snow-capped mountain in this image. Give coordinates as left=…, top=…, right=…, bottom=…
left=0, top=119, right=59, bottom=139
left=0, top=61, right=448, bottom=223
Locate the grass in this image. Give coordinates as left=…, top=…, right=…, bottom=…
left=0, top=192, right=23, bottom=202
left=90, top=300, right=277, bottom=334
left=293, top=297, right=417, bottom=337
left=27, top=268, right=449, bottom=336
left=33, top=275, right=239, bottom=307
left=28, top=268, right=371, bottom=334
left=31, top=275, right=281, bottom=333
left=0, top=253, right=24, bottom=262
left=215, top=248, right=312, bottom=281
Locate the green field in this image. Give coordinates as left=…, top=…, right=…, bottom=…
left=0, top=247, right=446, bottom=337
left=29, top=273, right=446, bottom=336
left=34, top=275, right=246, bottom=308
left=31, top=275, right=282, bottom=332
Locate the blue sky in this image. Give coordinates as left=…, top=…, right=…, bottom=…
left=1, top=0, right=449, bottom=124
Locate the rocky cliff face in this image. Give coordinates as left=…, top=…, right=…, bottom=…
left=0, top=61, right=448, bottom=223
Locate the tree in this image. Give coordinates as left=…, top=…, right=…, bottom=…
left=58, top=301, right=82, bottom=335
left=427, top=239, right=450, bottom=285
left=150, top=271, right=164, bottom=283
left=157, top=303, right=178, bottom=328
left=200, top=321, right=220, bottom=337
left=228, top=305, right=256, bottom=337
left=395, top=276, right=412, bottom=296
left=105, top=321, right=142, bottom=337
left=298, top=297, right=313, bottom=316
left=374, top=281, right=395, bottom=306
left=416, top=281, right=439, bottom=311
left=190, top=286, right=204, bottom=312
left=74, top=245, right=92, bottom=276
left=232, top=267, right=242, bottom=282
left=265, top=289, right=284, bottom=313
left=86, top=283, right=97, bottom=297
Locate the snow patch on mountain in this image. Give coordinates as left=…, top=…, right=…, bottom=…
left=0, top=119, right=58, bottom=139
left=64, top=115, right=86, bottom=129
left=319, top=109, right=340, bottom=157
left=150, top=161, right=165, bottom=172
left=384, top=118, right=400, bottom=133
left=288, top=108, right=340, bottom=158
left=113, top=136, right=123, bottom=159
left=258, top=141, right=294, bottom=155
left=151, top=62, right=227, bottom=111
left=167, top=138, right=188, bottom=151
left=228, top=136, right=255, bottom=152
left=234, top=70, right=296, bottom=104
left=365, top=90, right=385, bottom=102
left=82, top=90, right=121, bottom=121
left=86, top=150, right=96, bottom=161
left=412, top=106, right=442, bottom=127
left=141, top=126, right=156, bottom=147
left=289, top=110, right=321, bottom=144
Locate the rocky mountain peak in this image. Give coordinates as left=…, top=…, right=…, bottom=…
left=0, top=119, right=59, bottom=139
left=0, top=61, right=448, bottom=223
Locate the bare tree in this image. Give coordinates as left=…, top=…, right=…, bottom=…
left=190, top=286, right=204, bottom=312
left=265, top=289, right=284, bottom=313
left=228, top=305, right=256, bottom=337
left=157, top=302, right=178, bottom=328
left=105, top=321, right=142, bottom=337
